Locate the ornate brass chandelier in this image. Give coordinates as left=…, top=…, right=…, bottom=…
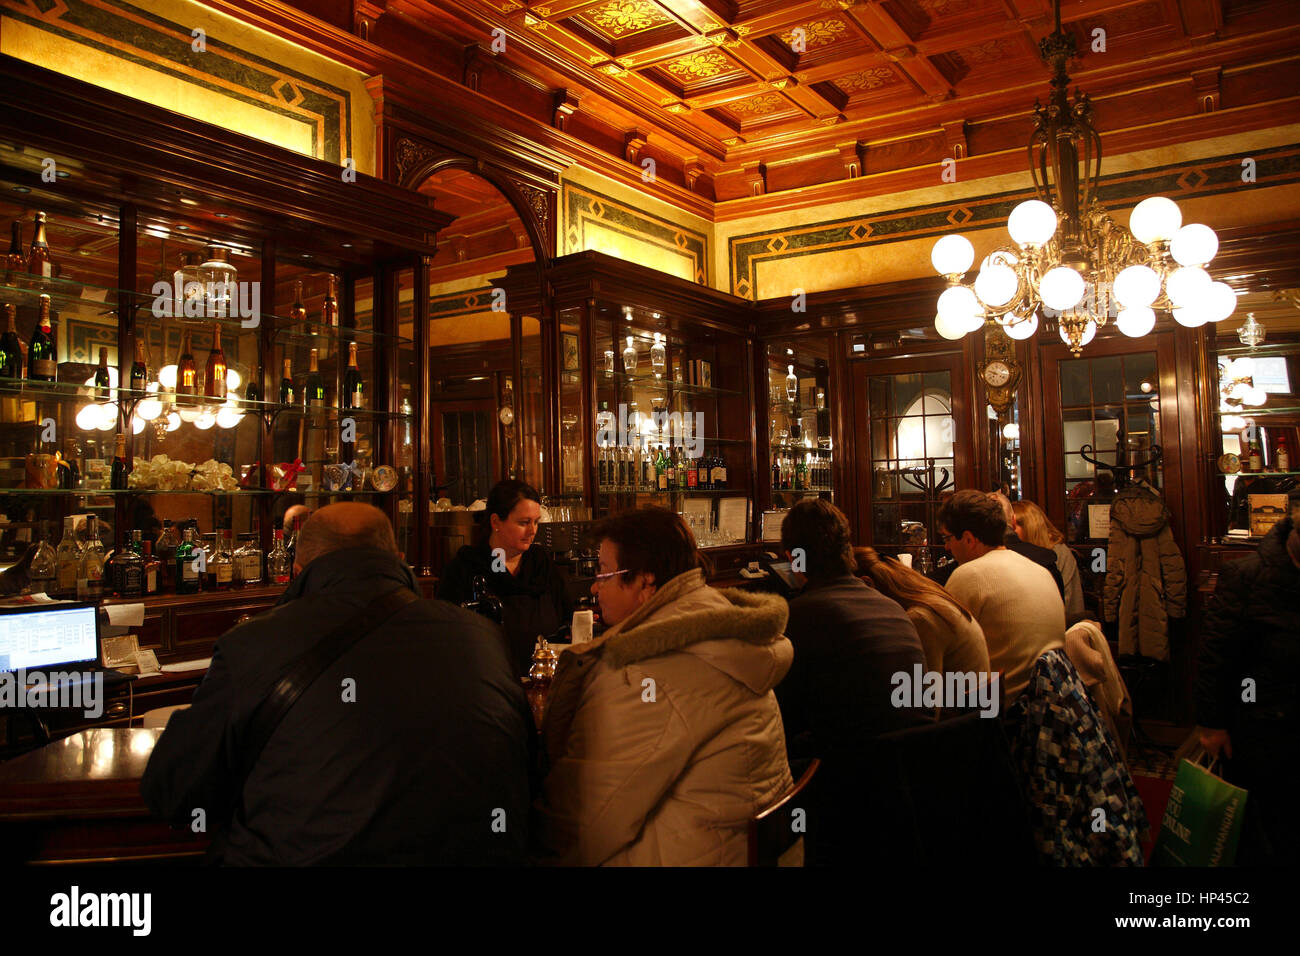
left=930, top=0, right=1237, bottom=354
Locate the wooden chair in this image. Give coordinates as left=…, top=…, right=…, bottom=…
left=747, top=758, right=820, bottom=867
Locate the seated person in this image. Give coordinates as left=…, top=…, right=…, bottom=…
left=141, top=503, right=533, bottom=865
left=940, top=491, right=1065, bottom=707
left=1012, top=498, right=1086, bottom=625
left=777, top=500, right=932, bottom=760
left=533, top=507, right=793, bottom=866
left=437, top=480, right=574, bottom=676
left=990, top=491, right=1065, bottom=598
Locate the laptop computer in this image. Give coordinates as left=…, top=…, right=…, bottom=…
left=0, top=603, right=132, bottom=691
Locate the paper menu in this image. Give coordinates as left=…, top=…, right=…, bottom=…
left=718, top=498, right=749, bottom=544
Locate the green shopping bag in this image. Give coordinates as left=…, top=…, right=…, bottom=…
left=1152, top=753, right=1248, bottom=866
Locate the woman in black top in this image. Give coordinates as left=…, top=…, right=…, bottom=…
left=436, top=480, right=574, bottom=676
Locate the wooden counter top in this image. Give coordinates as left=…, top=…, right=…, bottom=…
left=0, top=728, right=209, bottom=863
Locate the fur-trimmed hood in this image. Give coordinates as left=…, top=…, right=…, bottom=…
left=593, top=568, right=792, bottom=694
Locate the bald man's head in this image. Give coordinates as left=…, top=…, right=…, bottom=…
left=294, top=502, right=399, bottom=570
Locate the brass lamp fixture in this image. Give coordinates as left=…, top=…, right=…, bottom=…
left=929, top=0, right=1237, bottom=354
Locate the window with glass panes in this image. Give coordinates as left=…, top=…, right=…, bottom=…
left=1059, top=352, right=1162, bottom=542
left=868, top=371, right=956, bottom=546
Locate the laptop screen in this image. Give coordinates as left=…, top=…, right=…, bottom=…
left=0, top=604, right=99, bottom=673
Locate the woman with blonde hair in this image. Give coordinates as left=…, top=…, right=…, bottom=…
left=854, top=546, right=990, bottom=681
left=1011, top=499, right=1085, bottom=624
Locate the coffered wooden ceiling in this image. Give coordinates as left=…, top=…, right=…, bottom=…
left=214, top=0, right=1300, bottom=213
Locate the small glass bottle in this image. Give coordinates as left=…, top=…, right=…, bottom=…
left=267, top=528, right=291, bottom=584
left=651, top=332, right=666, bottom=377
left=209, top=529, right=234, bottom=591
left=786, top=364, right=799, bottom=402
left=78, top=515, right=106, bottom=601
left=604, top=349, right=615, bottom=378
left=29, top=520, right=57, bottom=595
left=174, top=251, right=205, bottom=319
left=55, top=516, right=81, bottom=599
left=623, top=335, right=637, bottom=374
left=142, top=539, right=161, bottom=596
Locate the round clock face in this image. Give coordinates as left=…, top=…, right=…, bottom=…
left=498, top=405, right=515, bottom=427
left=1218, top=453, right=1241, bottom=474
left=984, top=361, right=1012, bottom=388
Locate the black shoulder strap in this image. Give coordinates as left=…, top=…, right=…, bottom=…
left=238, top=586, right=419, bottom=789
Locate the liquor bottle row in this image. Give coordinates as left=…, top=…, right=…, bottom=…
left=771, top=450, right=832, bottom=492
left=597, top=443, right=728, bottom=492
left=1237, top=435, right=1291, bottom=473
left=24, top=515, right=302, bottom=600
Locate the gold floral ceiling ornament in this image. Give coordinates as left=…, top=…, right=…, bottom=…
left=588, top=0, right=672, bottom=36
left=665, top=50, right=730, bottom=80
left=729, top=93, right=784, bottom=115
left=836, top=67, right=896, bottom=92
left=780, top=18, right=848, bottom=50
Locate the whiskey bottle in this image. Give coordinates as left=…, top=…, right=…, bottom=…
left=55, top=516, right=81, bottom=599
left=77, top=515, right=106, bottom=601
left=114, top=529, right=145, bottom=598
left=267, top=528, right=291, bottom=584
left=204, top=322, right=227, bottom=400
left=27, top=294, right=56, bottom=381
left=141, top=539, right=160, bottom=595
left=27, top=211, right=54, bottom=280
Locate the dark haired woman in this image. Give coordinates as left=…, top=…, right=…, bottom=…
left=436, top=479, right=574, bottom=676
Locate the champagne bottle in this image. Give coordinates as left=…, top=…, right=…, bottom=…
left=305, top=347, right=325, bottom=407
left=0, top=303, right=21, bottom=377
left=27, top=294, right=56, bottom=381
left=4, top=220, right=22, bottom=280
left=94, top=346, right=111, bottom=401
left=290, top=280, right=307, bottom=323
left=204, top=322, right=227, bottom=399
left=110, top=433, right=130, bottom=490
left=130, top=338, right=148, bottom=392
left=342, top=342, right=364, bottom=410
left=27, top=211, right=53, bottom=280
left=279, top=357, right=295, bottom=405
left=245, top=365, right=263, bottom=404
left=177, top=330, right=197, bottom=400
left=322, top=274, right=339, bottom=327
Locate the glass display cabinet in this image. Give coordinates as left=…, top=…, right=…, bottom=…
left=512, top=252, right=756, bottom=550
left=1211, top=300, right=1300, bottom=541
left=0, top=107, right=441, bottom=596
left=762, top=339, right=834, bottom=541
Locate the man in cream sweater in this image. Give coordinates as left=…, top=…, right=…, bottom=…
left=939, top=490, right=1065, bottom=706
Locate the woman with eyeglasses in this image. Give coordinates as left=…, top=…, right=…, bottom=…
left=436, top=479, right=574, bottom=677
left=533, top=507, right=795, bottom=866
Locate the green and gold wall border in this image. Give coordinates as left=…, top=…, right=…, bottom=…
left=430, top=285, right=497, bottom=319
left=563, top=182, right=708, bottom=285
left=728, top=144, right=1300, bottom=300
left=2, top=0, right=364, bottom=169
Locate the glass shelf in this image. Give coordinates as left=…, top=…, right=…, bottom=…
left=1222, top=470, right=1300, bottom=478
left=0, top=380, right=411, bottom=420
left=1228, top=406, right=1300, bottom=417
left=0, top=279, right=411, bottom=345
left=601, top=371, right=742, bottom=398
left=596, top=488, right=748, bottom=497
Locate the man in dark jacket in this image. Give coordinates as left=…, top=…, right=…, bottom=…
left=1196, top=510, right=1300, bottom=866
left=141, top=503, right=533, bottom=865
left=777, top=500, right=932, bottom=864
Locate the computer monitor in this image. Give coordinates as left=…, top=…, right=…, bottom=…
left=0, top=603, right=99, bottom=673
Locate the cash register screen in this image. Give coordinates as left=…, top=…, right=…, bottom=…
left=0, top=604, right=99, bottom=672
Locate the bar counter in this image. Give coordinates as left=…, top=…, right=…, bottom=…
left=0, top=728, right=207, bottom=864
